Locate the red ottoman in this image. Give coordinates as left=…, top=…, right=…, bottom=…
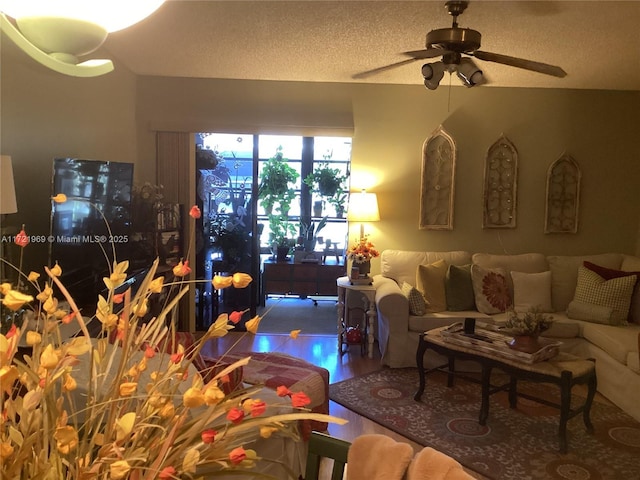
left=206, top=351, right=330, bottom=436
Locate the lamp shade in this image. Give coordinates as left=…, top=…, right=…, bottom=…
left=347, top=190, right=380, bottom=222
left=0, top=155, right=18, bottom=214
left=0, top=0, right=165, bottom=33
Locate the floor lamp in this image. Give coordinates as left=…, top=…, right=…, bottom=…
left=347, top=189, right=380, bottom=241
left=1, top=155, right=18, bottom=283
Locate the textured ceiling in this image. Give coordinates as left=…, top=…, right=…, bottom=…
left=104, top=0, right=640, bottom=90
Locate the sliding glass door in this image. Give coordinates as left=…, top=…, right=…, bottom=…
left=194, top=133, right=351, bottom=331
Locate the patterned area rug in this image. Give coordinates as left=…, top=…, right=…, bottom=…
left=329, top=368, right=640, bottom=480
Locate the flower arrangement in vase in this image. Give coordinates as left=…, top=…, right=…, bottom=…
left=502, top=307, right=554, bottom=353
left=0, top=195, right=344, bottom=480
left=346, top=236, right=380, bottom=278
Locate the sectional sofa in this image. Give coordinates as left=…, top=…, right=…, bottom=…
left=373, top=250, right=640, bottom=422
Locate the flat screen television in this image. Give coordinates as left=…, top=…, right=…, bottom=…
left=49, top=158, right=134, bottom=311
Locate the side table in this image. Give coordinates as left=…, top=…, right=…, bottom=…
left=336, top=276, right=376, bottom=358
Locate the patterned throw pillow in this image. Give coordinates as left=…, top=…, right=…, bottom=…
left=445, top=264, right=476, bottom=311
left=401, top=281, right=427, bottom=316
left=569, top=265, right=637, bottom=325
left=416, top=260, right=448, bottom=313
left=584, top=261, right=640, bottom=323
left=471, top=264, right=512, bottom=314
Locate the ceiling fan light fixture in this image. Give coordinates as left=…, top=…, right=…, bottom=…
left=456, top=58, right=483, bottom=87
left=422, top=61, right=445, bottom=90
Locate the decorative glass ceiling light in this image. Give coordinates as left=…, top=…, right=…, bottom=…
left=0, top=0, right=165, bottom=77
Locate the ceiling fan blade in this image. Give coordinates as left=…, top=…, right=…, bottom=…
left=403, top=48, right=450, bottom=60
left=473, top=50, right=567, bottom=78
left=352, top=58, right=419, bottom=79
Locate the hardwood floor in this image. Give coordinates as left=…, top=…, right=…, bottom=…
left=200, top=331, right=489, bottom=479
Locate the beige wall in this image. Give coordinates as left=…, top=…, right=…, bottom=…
left=135, top=76, right=640, bottom=275
left=2, top=40, right=639, bottom=274
left=1, top=41, right=138, bottom=270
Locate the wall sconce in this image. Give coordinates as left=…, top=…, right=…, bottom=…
left=347, top=189, right=380, bottom=240
left=0, top=1, right=165, bottom=77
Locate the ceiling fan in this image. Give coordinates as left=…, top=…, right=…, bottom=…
left=353, top=0, right=566, bottom=89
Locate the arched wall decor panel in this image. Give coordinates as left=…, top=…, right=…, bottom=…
left=482, top=135, right=518, bottom=229
left=419, top=125, right=456, bottom=230
left=545, top=153, right=581, bottom=234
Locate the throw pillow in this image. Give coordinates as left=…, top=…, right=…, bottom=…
left=510, top=270, right=553, bottom=313
left=567, top=300, right=613, bottom=325
left=584, top=261, right=640, bottom=323
left=401, top=281, right=427, bottom=316
left=416, top=259, right=448, bottom=313
left=445, top=264, right=476, bottom=311
left=470, top=264, right=512, bottom=314
left=569, top=265, right=637, bottom=325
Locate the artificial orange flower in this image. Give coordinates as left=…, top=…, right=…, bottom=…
left=149, top=276, right=164, bottom=293
left=189, top=205, right=201, bottom=219
left=201, top=429, right=217, bottom=444
left=291, top=392, right=312, bottom=408
left=54, top=425, right=78, bottom=454
left=159, top=466, right=177, bottom=480
left=2, top=289, right=34, bottom=311
left=229, top=310, right=247, bottom=324
left=245, top=315, right=261, bottom=334
left=0, top=366, right=19, bottom=394
left=232, top=272, right=252, bottom=288
left=26, top=331, right=42, bottom=346
left=63, top=373, right=77, bottom=392
left=226, top=407, right=245, bottom=424
left=212, top=275, right=233, bottom=289
left=260, top=426, right=278, bottom=439
left=276, top=385, right=291, bottom=397
left=173, top=260, right=191, bottom=277
left=110, top=460, right=131, bottom=480
left=119, top=382, right=138, bottom=397
left=27, top=271, right=40, bottom=282
left=290, top=329, right=301, bottom=339
left=40, top=345, right=60, bottom=370
left=49, top=262, right=62, bottom=277
left=0, top=441, right=14, bottom=459
left=204, top=385, right=225, bottom=405
left=0, top=283, right=11, bottom=295
left=183, top=387, right=205, bottom=408
left=51, top=193, right=67, bottom=203
left=229, top=447, right=247, bottom=465
left=14, top=228, right=29, bottom=247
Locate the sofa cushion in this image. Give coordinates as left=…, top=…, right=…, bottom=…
left=580, top=322, right=640, bottom=366
left=511, top=270, right=553, bottom=313
left=621, top=255, right=640, bottom=324
left=567, top=300, right=614, bottom=325
left=569, top=266, right=636, bottom=325
left=547, top=253, right=623, bottom=313
left=401, top=281, right=427, bottom=316
left=472, top=253, right=548, bottom=297
left=381, top=250, right=472, bottom=287
left=471, top=265, right=512, bottom=314
left=416, top=260, right=447, bottom=313
left=445, top=264, right=476, bottom=311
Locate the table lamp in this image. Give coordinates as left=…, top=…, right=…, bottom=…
left=347, top=189, right=380, bottom=240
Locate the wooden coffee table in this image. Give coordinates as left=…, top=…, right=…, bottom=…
left=414, top=324, right=597, bottom=453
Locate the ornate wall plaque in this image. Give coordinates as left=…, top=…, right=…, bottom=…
left=545, top=153, right=581, bottom=234
left=419, top=126, right=456, bottom=230
left=483, top=135, right=518, bottom=229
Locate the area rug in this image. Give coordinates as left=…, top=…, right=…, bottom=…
left=329, top=368, right=640, bottom=480
left=257, top=296, right=338, bottom=335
